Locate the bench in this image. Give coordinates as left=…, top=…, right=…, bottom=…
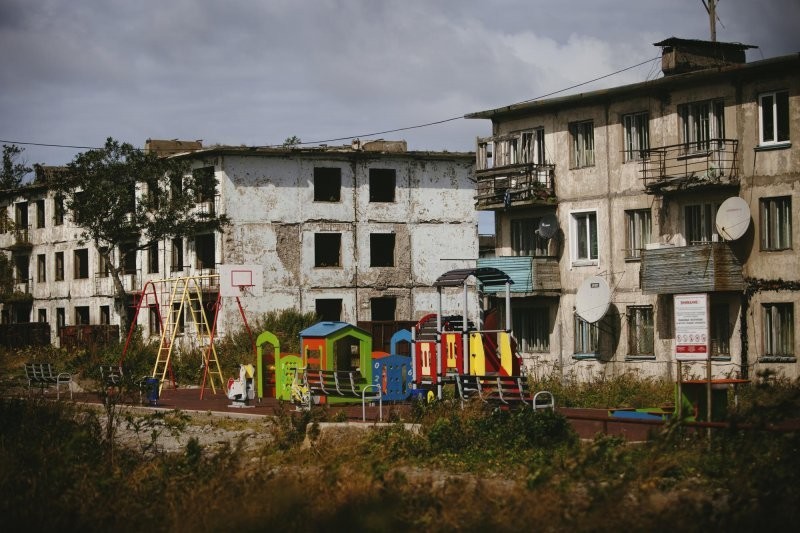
left=456, top=374, right=554, bottom=411
left=24, top=362, right=73, bottom=400
left=303, top=369, right=382, bottom=421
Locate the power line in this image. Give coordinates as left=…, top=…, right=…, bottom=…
left=1, top=55, right=663, bottom=153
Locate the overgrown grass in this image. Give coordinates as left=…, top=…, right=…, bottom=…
left=531, top=369, right=675, bottom=409
left=2, top=373, right=800, bottom=531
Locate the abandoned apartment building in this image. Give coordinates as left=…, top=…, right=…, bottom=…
left=0, top=139, right=476, bottom=347
left=468, top=38, right=799, bottom=380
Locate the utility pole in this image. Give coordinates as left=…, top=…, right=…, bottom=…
left=705, top=0, right=717, bottom=42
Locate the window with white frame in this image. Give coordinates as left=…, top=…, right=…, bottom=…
left=625, top=209, right=651, bottom=259
left=763, top=303, right=794, bottom=357
left=570, top=120, right=595, bottom=168
left=759, top=90, right=790, bottom=146
left=760, top=196, right=792, bottom=251
left=574, top=315, right=599, bottom=356
left=511, top=218, right=549, bottom=257
left=513, top=307, right=550, bottom=353
left=627, top=306, right=654, bottom=357
left=571, top=211, right=598, bottom=263
left=679, top=99, right=725, bottom=153
left=684, top=203, right=719, bottom=244
left=623, top=112, right=650, bottom=162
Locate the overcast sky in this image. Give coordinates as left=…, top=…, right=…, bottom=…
left=1, top=0, right=797, bottom=171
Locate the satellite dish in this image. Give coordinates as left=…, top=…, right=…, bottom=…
left=537, top=214, right=559, bottom=239
left=575, top=276, right=611, bottom=323
left=715, top=197, right=751, bottom=241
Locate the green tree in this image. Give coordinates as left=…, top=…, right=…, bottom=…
left=1, top=144, right=32, bottom=189
left=59, top=138, right=230, bottom=324
left=282, top=135, right=301, bottom=147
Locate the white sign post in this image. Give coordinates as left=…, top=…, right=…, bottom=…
left=674, top=293, right=709, bottom=361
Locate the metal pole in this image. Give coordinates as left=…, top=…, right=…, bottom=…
left=462, top=282, right=469, bottom=376
left=436, top=287, right=443, bottom=400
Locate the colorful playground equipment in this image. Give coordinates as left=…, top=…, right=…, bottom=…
left=250, top=267, right=535, bottom=408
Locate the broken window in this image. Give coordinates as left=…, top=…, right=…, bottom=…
left=627, top=306, right=654, bottom=357
left=73, top=249, right=89, bottom=279
left=759, top=90, right=790, bottom=146
left=97, top=247, right=111, bottom=278
left=195, top=233, right=215, bottom=269
left=314, top=233, right=341, bottom=267
left=370, top=233, right=395, bottom=267
left=35, top=199, right=45, bottom=228
left=100, top=305, right=110, bottom=325
left=369, top=168, right=396, bottom=202
left=679, top=99, right=724, bottom=153
left=147, top=241, right=159, bottom=274
left=569, top=120, right=594, bottom=168
left=370, top=297, right=396, bottom=321
left=520, top=128, right=546, bottom=165
left=314, top=167, right=341, bottom=202
left=315, top=299, right=342, bottom=322
left=55, top=252, right=64, bottom=281
left=37, top=254, right=46, bottom=283
left=14, top=254, right=29, bottom=283
left=623, top=112, right=650, bottom=162
left=54, top=194, right=65, bottom=225
left=14, top=201, right=28, bottom=228
left=193, top=166, right=216, bottom=203
left=120, top=242, right=137, bottom=275
left=75, top=306, right=90, bottom=325
left=171, top=237, right=184, bottom=272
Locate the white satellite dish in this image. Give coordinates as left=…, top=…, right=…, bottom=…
left=575, top=276, right=611, bottom=323
left=537, top=214, right=559, bottom=239
left=715, top=196, right=751, bottom=241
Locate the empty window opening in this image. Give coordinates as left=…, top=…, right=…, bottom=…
left=195, top=234, right=215, bottom=269
left=371, top=297, right=397, bottom=321
left=147, top=241, right=159, bottom=274
left=120, top=243, right=137, bottom=275
left=369, top=168, right=396, bottom=202
left=74, top=249, right=89, bottom=279
left=55, top=252, right=64, bottom=281
left=193, top=166, right=216, bottom=203
left=315, top=233, right=341, bottom=267
left=100, top=305, right=110, bottom=325
left=37, top=309, right=47, bottom=323
left=314, top=167, right=342, bottom=202
left=171, top=237, right=184, bottom=272
left=37, top=254, right=46, bottom=283
left=14, top=254, right=29, bottom=283
left=35, top=199, right=45, bottom=228
left=370, top=233, right=395, bottom=267
left=75, top=306, right=90, bottom=325
left=315, top=299, right=342, bottom=322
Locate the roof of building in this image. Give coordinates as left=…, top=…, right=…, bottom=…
left=465, top=52, right=798, bottom=121
left=299, top=321, right=370, bottom=338
left=434, top=267, right=513, bottom=288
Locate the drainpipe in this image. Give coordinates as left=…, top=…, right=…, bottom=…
left=436, top=286, right=443, bottom=399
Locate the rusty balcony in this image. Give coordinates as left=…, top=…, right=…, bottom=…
left=474, top=164, right=556, bottom=210
left=476, top=256, right=561, bottom=295
left=640, top=139, right=739, bottom=193
left=640, top=242, right=743, bottom=294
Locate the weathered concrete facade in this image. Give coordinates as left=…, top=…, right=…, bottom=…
left=469, top=40, right=800, bottom=381
left=0, top=141, right=477, bottom=345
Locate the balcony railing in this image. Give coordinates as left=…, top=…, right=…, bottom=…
left=474, top=163, right=556, bottom=210
left=476, top=255, right=561, bottom=294
left=640, top=139, right=739, bottom=192
left=640, top=242, right=743, bottom=294
left=95, top=269, right=142, bottom=295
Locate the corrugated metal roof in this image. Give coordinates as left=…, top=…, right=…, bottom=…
left=477, top=257, right=532, bottom=293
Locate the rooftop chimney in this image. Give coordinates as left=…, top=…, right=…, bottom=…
left=654, top=37, right=756, bottom=76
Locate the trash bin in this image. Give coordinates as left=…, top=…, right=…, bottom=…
left=144, top=378, right=160, bottom=406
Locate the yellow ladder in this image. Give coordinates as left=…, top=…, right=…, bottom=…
left=151, top=276, right=225, bottom=394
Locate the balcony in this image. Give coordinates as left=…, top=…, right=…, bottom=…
left=475, top=134, right=555, bottom=210
left=476, top=256, right=561, bottom=295
left=640, top=243, right=743, bottom=294
left=640, top=139, right=739, bottom=194
left=95, top=270, right=142, bottom=296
